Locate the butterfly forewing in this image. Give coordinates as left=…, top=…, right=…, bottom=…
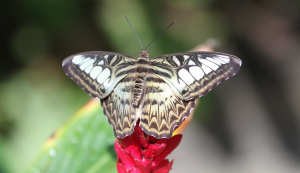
left=154, top=51, right=242, bottom=100
left=62, top=51, right=135, bottom=98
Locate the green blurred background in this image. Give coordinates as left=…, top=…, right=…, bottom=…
left=1, top=0, right=300, bottom=173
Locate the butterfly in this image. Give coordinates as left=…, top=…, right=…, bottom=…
left=62, top=50, right=241, bottom=139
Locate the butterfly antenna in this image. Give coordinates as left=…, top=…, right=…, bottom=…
left=124, top=16, right=145, bottom=50
left=144, top=21, right=175, bottom=51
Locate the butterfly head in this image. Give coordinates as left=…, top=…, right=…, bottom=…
left=139, top=50, right=149, bottom=59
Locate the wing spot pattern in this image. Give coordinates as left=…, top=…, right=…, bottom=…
left=79, top=58, right=93, bottom=71
left=198, top=58, right=219, bottom=70
left=201, top=64, right=212, bottom=74
left=216, top=55, right=230, bottom=63
left=84, top=60, right=95, bottom=73
left=103, top=78, right=112, bottom=89
left=90, top=66, right=103, bottom=79
left=188, top=60, right=196, bottom=65
left=172, top=56, right=181, bottom=66
left=98, top=60, right=104, bottom=65
left=178, top=68, right=194, bottom=85
left=72, top=55, right=85, bottom=64
left=97, top=68, right=110, bottom=83
left=177, top=79, right=188, bottom=90
left=189, top=66, right=204, bottom=80
left=77, top=57, right=90, bottom=66
left=110, top=55, right=118, bottom=65
left=183, top=55, right=190, bottom=60
left=206, top=57, right=224, bottom=65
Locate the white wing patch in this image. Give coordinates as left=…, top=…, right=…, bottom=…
left=72, top=55, right=85, bottom=64
left=177, top=79, right=188, bottom=89
left=188, top=60, right=196, bottom=65
left=84, top=60, right=95, bottom=73
left=178, top=68, right=195, bottom=85
left=198, top=59, right=219, bottom=70
left=97, top=68, right=111, bottom=83
left=172, top=56, right=181, bottom=66
left=189, top=66, right=204, bottom=80
left=98, top=60, right=104, bottom=65
left=183, top=55, right=190, bottom=60
left=206, top=57, right=223, bottom=65
left=90, top=66, right=103, bottom=79
left=103, top=78, right=113, bottom=89
left=201, top=64, right=212, bottom=74
left=216, top=55, right=230, bottom=63
left=79, top=58, right=93, bottom=70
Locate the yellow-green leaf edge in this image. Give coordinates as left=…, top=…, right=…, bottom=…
left=26, top=99, right=116, bottom=173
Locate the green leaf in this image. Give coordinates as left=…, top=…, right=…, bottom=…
left=27, top=99, right=116, bottom=173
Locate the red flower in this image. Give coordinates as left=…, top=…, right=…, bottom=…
left=115, top=124, right=182, bottom=173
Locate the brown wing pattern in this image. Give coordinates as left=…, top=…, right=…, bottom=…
left=101, top=82, right=137, bottom=138
left=100, top=72, right=148, bottom=138
left=139, top=79, right=197, bottom=138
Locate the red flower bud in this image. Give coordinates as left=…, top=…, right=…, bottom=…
left=115, top=124, right=182, bottom=173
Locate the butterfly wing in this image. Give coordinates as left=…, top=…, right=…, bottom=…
left=100, top=83, right=137, bottom=138
left=155, top=51, right=242, bottom=100
left=139, top=51, right=241, bottom=138
left=62, top=51, right=138, bottom=138
left=62, top=51, right=135, bottom=99
left=139, top=77, right=197, bottom=138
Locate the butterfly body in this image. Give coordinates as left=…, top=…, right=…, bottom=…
left=62, top=50, right=241, bottom=138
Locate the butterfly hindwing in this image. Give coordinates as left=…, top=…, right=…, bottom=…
left=101, top=85, right=137, bottom=138
left=154, top=51, right=242, bottom=100
left=62, top=51, right=135, bottom=99
left=139, top=78, right=197, bottom=138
